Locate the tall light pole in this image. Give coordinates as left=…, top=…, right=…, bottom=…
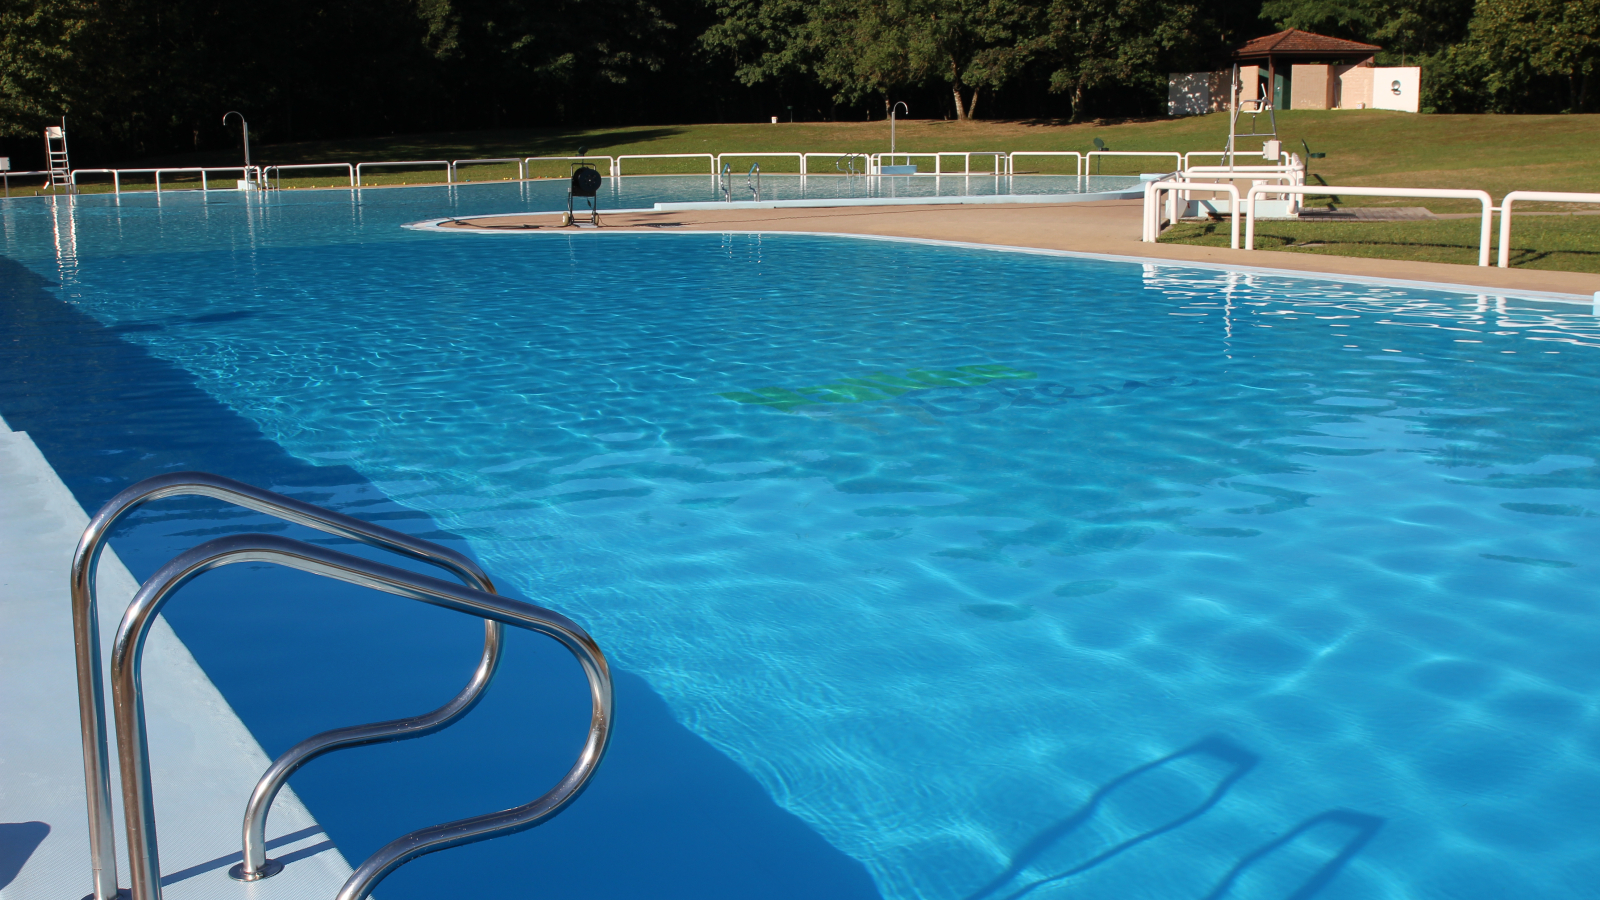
left=222, top=111, right=251, bottom=171
left=890, top=102, right=909, bottom=157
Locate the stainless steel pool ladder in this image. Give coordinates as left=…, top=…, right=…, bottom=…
left=747, top=162, right=761, bottom=202
left=72, top=472, right=614, bottom=900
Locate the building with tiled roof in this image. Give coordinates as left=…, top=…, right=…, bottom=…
left=1168, top=28, right=1419, bottom=116
left=1234, top=29, right=1382, bottom=63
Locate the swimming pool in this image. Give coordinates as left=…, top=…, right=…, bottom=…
left=2, top=185, right=1597, bottom=900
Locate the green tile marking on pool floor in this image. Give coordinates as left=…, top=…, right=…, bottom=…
left=719, top=364, right=1037, bottom=412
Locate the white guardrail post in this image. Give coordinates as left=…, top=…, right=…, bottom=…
left=1497, top=191, right=1600, bottom=268
left=1144, top=178, right=1240, bottom=249
left=1246, top=184, right=1495, bottom=266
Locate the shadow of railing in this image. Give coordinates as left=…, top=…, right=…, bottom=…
left=965, top=736, right=1259, bottom=900
left=1198, top=809, right=1384, bottom=900
left=964, top=736, right=1385, bottom=900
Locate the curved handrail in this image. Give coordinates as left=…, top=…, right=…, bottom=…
left=109, top=534, right=612, bottom=900
left=747, top=162, right=761, bottom=202
left=720, top=162, right=733, bottom=202
left=71, top=472, right=504, bottom=899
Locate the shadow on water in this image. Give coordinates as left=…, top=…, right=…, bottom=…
left=967, top=737, right=1384, bottom=900
left=966, top=736, right=1259, bottom=900
left=0, top=822, right=50, bottom=889
left=0, top=253, right=883, bottom=900
left=1200, top=810, right=1384, bottom=900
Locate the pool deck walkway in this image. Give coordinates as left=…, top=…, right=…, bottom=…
left=0, top=415, right=351, bottom=900
left=442, top=200, right=1600, bottom=299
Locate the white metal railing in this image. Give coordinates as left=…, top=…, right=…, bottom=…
left=355, top=160, right=451, bottom=186
left=46, top=146, right=1335, bottom=197
left=715, top=152, right=804, bottom=175
left=264, top=163, right=356, bottom=189
left=2, top=168, right=51, bottom=195
left=1186, top=164, right=1301, bottom=179
left=614, top=153, right=716, bottom=177
left=1008, top=151, right=1083, bottom=176
left=1087, top=151, right=1183, bottom=176
left=800, top=152, right=875, bottom=176
left=1496, top=191, right=1600, bottom=268
left=928, top=151, right=1009, bottom=175
left=451, top=158, right=525, bottom=182
left=871, top=152, right=940, bottom=174
left=1143, top=179, right=1242, bottom=249
left=524, top=156, right=617, bottom=177
left=1182, top=150, right=1268, bottom=169
left=1246, top=184, right=1496, bottom=266
left=70, top=166, right=257, bottom=194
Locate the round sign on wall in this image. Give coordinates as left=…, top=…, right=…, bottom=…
left=1391, top=80, right=1403, bottom=95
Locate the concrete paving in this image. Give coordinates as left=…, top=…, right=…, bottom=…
left=441, top=200, right=1600, bottom=299
left=0, top=414, right=352, bottom=900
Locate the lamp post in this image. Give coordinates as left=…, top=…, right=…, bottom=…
left=222, top=111, right=251, bottom=177
left=890, top=102, right=909, bottom=157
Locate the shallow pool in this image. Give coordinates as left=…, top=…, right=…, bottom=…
left=2, top=186, right=1597, bottom=900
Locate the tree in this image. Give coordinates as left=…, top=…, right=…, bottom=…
left=1029, top=0, right=1199, bottom=121
left=0, top=0, right=98, bottom=138
left=1462, top=0, right=1599, bottom=111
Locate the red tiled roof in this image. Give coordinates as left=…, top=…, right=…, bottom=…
left=1234, top=28, right=1381, bottom=59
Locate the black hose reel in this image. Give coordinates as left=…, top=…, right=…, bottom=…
left=564, top=163, right=603, bottom=226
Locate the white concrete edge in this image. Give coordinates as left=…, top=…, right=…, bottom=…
left=0, top=430, right=355, bottom=900
left=648, top=189, right=1145, bottom=211
left=401, top=218, right=1596, bottom=307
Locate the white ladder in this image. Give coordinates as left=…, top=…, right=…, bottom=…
left=44, top=119, right=71, bottom=190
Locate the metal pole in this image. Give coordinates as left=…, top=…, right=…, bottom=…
left=223, top=112, right=250, bottom=185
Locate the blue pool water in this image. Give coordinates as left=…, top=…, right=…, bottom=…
left=2, top=186, right=1598, bottom=900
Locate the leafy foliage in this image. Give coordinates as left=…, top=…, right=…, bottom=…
left=0, top=0, right=1591, bottom=163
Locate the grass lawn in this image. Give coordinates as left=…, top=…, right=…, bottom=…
left=1159, top=214, right=1600, bottom=273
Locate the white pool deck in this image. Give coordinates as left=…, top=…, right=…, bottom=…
left=0, top=414, right=352, bottom=900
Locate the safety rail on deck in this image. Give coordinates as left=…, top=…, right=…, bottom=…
left=355, top=160, right=452, bottom=186
left=2, top=168, right=52, bottom=195
left=49, top=146, right=1334, bottom=196
left=1497, top=191, right=1600, bottom=268
left=714, top=152, right=805, bottom=175
left=927, top=151, right=1010, bottom=175
left=873, top=152, right=938, bottom=173
left=796, top=152, right=867, bottom=175
left=1081, top=150, right=1184, bottom=176
left=71, top=166, right=259, bottom=194
left=1143, top=178, right=1242, bottom=249
left=614, top=153, right=716, bottom=177
left=450, top=158, right=526, bottom=182
left=73, top=472, right=612, bottom=900
left=1007, top=151, right=1083, bottom=176
left=1245, top=184, right=1496, bottom=266
left=524, top=156, right=617, bottom=178
left=1182, top=150, right=1269, bottom=169
left=264, top=163, right=356, bottom=189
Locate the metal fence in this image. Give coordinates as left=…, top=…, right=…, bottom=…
left=34, top=146, right=1369, bottom=194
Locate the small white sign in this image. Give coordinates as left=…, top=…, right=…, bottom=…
left=0, top=157, right=10, bottom=171
left=1370, top=67, right=1421, bottom=112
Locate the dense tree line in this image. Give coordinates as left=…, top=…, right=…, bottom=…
left=0, top=0, right=1594, bottom=165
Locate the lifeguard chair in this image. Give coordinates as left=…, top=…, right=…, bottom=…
left=563, top=162, right=602, bottom=227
